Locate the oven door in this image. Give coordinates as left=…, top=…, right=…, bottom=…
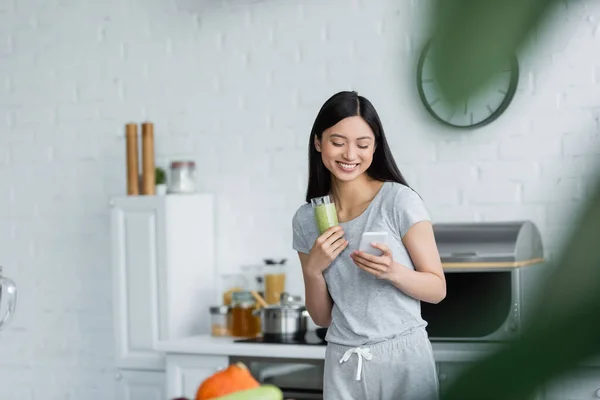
left=421, top=269, right=521, bottom=342
left=229, top=356, right=324, bottom=399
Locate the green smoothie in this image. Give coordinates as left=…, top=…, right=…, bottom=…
left=314, top=202, right=339, bottom=234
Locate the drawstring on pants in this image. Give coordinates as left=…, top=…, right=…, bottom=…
left=339, top=347, right=372, bottom=381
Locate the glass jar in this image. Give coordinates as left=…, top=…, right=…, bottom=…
left=230, top=291, right=261, bottom=338
left=220, top=273, right=248, bottom=306
left=264, top=259, right=287, bottom=305
left=240, top=264, right=265, bottom=298
left=168, top=161, right=196, bottom=194
left=209, top=306, right=230, bottom=337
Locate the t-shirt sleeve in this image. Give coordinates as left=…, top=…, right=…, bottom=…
left=292, top=209, right=311, bottom=254
left=395, top=188, right=431, bottom=238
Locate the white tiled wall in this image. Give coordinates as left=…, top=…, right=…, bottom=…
left=1, top=0, right=599, bottom=397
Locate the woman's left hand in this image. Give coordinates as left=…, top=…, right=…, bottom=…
left=350, top=243, right=400, bottom=280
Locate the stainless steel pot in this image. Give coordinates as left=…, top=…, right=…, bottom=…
left=253, top=293, right=309, bottom=339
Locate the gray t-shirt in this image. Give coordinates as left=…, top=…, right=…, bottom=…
left=292, top=181, right=431, bottom=347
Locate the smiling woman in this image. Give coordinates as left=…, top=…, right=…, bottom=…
left=291, top=91, right=446, bottom=400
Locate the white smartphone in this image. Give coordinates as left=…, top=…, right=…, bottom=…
left=358, top=231, right=389, bottom=256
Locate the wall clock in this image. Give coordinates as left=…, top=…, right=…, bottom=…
left=416, top=40, right=519, bottom=129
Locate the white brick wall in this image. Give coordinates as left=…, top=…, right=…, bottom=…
left=0, top=0, right=599, bottom=397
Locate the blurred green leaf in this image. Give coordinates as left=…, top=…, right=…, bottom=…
left=425, top=1, right=600, bottom=398
left=429, top=0, right=559, bottom=106
left=440, top=177, right=600, bottom=399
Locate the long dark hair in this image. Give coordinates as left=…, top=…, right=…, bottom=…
left=305, top=91, right=411, bottom=202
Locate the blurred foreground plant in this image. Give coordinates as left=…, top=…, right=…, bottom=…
left=429, top=0, right=559, bottom=107
left=427, top=0, right=600, bottom=398
left=440, top=180, right=600, bottom=399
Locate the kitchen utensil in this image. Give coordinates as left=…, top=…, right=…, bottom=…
left=279, top=292, right=302, bottom=305
left=250, top=290, right=269, bottom=308
left=252, top=294, right=309, bottom=340
left=0, top=266, right=17, bottom=332
left=141, top=122, right=155, bottom=195
left=125, top=123, right=139, bottom=195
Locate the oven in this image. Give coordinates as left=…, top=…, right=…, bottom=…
left=422, top=221, right=549, bottom=342
left=229, top=355, right=324, bottom=400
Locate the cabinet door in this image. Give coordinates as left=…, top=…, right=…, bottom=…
left=543, top=368, right=600, bottom=400
left=166, top=354, right=230, bottom=399
left=437, top=362, right=543, bottom=400
left=111, top=199, right=167, bottom=370
left=437, top=362, right=471, bottom=395
left=115, top=370, right=165, bottom=400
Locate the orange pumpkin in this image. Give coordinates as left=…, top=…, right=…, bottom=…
left=195, top=362, right=260, bottom=400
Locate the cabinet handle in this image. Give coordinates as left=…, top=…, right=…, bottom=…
left=595, top=388, right=600, bottom=398
left=115, top=373, right=122, bottom=381
left=439, top=373, right=447, bottom=381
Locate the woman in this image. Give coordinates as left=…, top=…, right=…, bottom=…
left=292, top=91, right=446, bottom=400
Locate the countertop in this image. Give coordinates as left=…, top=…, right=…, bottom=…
left=154, top=334, right=504, bottom=362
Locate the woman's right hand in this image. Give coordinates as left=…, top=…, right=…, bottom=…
left=304, top=226, right=348, bottom=276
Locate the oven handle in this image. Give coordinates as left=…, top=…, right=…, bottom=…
left=281, top=389, right=323, bottom=399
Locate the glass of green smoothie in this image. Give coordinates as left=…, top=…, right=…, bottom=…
left=311, top=195, right=339, bottom=235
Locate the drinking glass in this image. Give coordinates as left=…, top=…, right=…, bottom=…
left=311, top=195, right=339, bottom=235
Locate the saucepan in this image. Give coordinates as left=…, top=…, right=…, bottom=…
left=252, top=292, right=310, bottom=340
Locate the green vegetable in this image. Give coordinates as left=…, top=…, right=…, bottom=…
left=212, top=385, right=283, bottom=400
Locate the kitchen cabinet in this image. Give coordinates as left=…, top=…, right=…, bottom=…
left=436, top=361, right=545, bottom=400
left=165, top=354, right=230, bottom=398
left=436, top=361, right=471, bottom=394
left=436, top=362, right=600, bottom=400
left=115, top=370, right=166, bottom=400
left=110, top=194, right=216, bottom=388
left=542, top=367, right=600, bottom=400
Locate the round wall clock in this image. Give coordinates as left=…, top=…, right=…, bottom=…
left=416, top=40, right=519, bottom=129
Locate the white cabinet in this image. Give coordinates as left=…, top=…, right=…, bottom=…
left=116, top=370, right=166, bottom=400
left=165, top=354, right=230, bottom=399
left=110, top=194, right=217, bottom=391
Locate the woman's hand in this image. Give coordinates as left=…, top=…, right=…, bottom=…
left=350, top=243, right=398, bottom=280
left=304, top=226, right=348, bottom=277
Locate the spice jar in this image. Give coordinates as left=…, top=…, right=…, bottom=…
left=209, top=306, right=230, bottom=337
left=230, top=291, right=261, bottom=338
left=168, top=161, right=196, bottom=194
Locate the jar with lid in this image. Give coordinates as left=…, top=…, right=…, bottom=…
left=168, top=161, right=196, bottom=194
left=230, top=291, right=261, bottom=338
left=264, top=259, right=287, bottom=305
left=209, top=306, right=230, bottom=337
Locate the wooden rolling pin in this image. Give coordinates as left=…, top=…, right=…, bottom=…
left=125, top=123, right=139, bottom=195
left=141, top=122, right=155, bottom=195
